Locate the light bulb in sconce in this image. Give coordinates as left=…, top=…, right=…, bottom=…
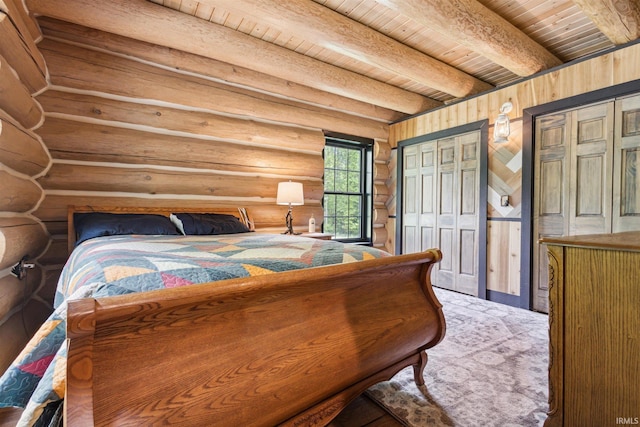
left=493, top=101, right=513, bottom=143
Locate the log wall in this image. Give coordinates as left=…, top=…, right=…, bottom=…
left=29, top=17, right=391, bottom=304
left=387, top=42, right=640, bottom=296
left=0, top=1, right=51, bottom=373
left=1, top=11, right=394, bottom=374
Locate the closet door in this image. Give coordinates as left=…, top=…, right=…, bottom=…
left=402, top=141, right=437, bottom=254
left=435, top=133, right=481, bottom=295
left=533, top=111, right=571, bottom=312
left=402, top=145, right=419, bottom=253
left=402, top=130, right=480, bottom=296
left=454, top=132, right=481, bottom=295
left=613, top=93, right=640, bottom=232
left=568, top=102, right=614, bottom=236
left=419, top=141, right=437, bottom=252
left=435, top=137, right=458, bottom=291
left=533, top=102, right=614, bottom=312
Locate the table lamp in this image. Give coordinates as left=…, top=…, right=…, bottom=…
left=276, top=181, right=304, bottom=235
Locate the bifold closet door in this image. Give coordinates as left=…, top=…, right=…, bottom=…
left=402, top=131, right=480, bottom=296
left=402, top=142, right=436, bottom=255
left=434, top=133, right=480, bottom=296
left=533, top=101, right=614, bottom=312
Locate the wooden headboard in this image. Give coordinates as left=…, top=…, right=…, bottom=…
left=67, top=205, right=253, bottom=253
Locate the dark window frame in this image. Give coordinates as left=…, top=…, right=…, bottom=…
left=323, top=133, right=373, bottom=244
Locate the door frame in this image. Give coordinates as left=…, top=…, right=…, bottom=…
left=396, top=120, right=488, bottom=299
left=521, top=78, right=640, bottom=309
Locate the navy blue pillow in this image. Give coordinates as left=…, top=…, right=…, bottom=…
left=74, top=213, right=180, bottom=245
left=172, top=213, right=250, bottom=235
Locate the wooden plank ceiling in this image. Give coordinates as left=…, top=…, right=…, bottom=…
left=31, top=0, right=640, bottom=121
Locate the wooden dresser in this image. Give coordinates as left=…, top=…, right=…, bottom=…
left=541, top=232, right=640, bottom=427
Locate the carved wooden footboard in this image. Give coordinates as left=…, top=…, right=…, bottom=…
left=65, top=249, right=445, bottom=426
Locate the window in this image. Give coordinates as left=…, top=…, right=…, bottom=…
left=323, top=134, right=373, bottom=243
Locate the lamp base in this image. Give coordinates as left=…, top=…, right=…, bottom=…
left=282, top=229, right=302, bottom=235
left=282, top=208, right=301, bottom=235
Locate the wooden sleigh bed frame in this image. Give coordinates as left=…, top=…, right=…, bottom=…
left=63, top=206, right=446, bottom=426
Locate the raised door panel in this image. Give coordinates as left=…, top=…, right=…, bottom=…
left=403, top=225, right=417, bottom=253
left=575, top=155, right=604, bottom=215
left=439, top=171, right=455, bottom=216
left=436, top=227, right=454, bottom=289
left=459, top=230, right=475, bottom=276
left=539, top=160, right=565, bottom=219
left=404, top=175, right=417, bottom=215
left=420, top=226, right=434, bottom=251
left=460, top=169, right=477, bottom=215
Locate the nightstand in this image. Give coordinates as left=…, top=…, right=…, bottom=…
left=302, top=232, right=332, bottom=240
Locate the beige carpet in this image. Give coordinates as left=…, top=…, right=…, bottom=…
left=368, top=287, right=549, bottom=426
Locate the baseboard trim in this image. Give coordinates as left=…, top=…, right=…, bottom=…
left=487, top=290, right=520, bottom=308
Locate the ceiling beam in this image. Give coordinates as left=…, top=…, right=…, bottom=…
left=375, top=0, right=562, bottom=76
left=571, top=0, right=640, bottom=44
left=25, top=0, right=440, bottom=115
left=38, top=17, right=405, bottom=123
left=200, top=0, right=492, bottom=99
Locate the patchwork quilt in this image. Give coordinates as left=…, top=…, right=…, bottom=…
left=0, top=233, right=388, bottom=426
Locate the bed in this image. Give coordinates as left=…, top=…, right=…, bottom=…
left=0, top=205, right=445, bottom=426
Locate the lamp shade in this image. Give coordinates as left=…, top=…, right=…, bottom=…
left=276, top=181, right=304, bottom=205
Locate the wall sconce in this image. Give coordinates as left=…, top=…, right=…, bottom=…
left=493, top=101, right=513, bottom=143
left=276, top=181, right=304, bottom=235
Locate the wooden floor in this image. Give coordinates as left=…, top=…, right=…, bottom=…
left=0, top=394, right=404, bottom=427
left=329, top=394, right=405, bottom=427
